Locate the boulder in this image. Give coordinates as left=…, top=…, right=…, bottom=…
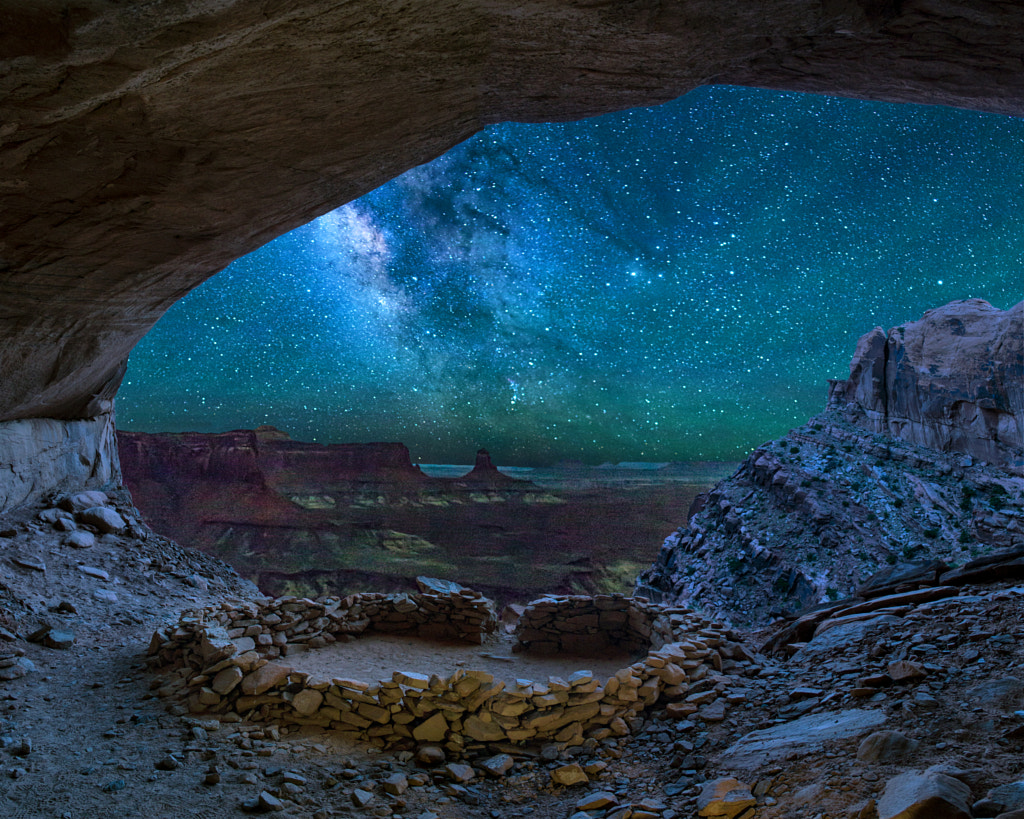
left=987, top=781, right=1024, bottom=813
left=721, top=709, right=888, bottom=768
left=696, top=778, right=756, bottom=818
left=551, top=764, right=589, bottom=787
left=877, top=770, right=972, bottom=819
left=966, top=679, right=1024, bottom=713
left=77, top=506, right=126, bottom=534
left=60, top=491, right=109, bottom=512
left=67, top=531, right=96, bottom=549
left=857, top=730, right=920, bottom=763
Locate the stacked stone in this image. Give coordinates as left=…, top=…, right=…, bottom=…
left=148, top=592, right=755, bottom=755
left=148, top=589, right=497, bottom=671
left=512, top=594, right=729, bottom=657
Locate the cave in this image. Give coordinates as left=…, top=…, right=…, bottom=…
left=4, top=7, right=1024, bottom=817
left=3, top=0, right=1024, bottom=511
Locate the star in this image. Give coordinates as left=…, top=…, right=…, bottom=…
left=118, top=86, right=1024, bottom=465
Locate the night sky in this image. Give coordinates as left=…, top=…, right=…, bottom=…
left=118, top=86, right=1024, bottom=466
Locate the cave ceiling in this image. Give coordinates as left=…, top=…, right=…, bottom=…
left=2, top=0, right=1023, bottom=422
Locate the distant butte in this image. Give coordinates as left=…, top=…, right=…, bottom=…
left=458, top=449, right=527, bottom=486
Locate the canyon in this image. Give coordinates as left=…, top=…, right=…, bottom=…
left=2, top=3, right=1024, bottom=818
left=117, top=428, right=724, bottom=604
left=4, top=1, right=1024, bottom=507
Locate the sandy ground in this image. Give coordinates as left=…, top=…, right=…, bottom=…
left=291, top=631, right=640, bottom=687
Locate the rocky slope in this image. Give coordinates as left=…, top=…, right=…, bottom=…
left=10, top=487, right=1024, bottom=818
left=637, top=299, right=1024, bottom=627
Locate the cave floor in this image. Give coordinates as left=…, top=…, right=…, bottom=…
left=1, top=494, right=1024, bottom=818
left=290, top=631, right=638, bottom=690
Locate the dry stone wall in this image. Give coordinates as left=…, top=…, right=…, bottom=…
left=514, top=594, right=719, bottom=656
left=148, top=591, right=752, bottom=755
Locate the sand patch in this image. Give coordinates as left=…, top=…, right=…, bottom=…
left=288, top=629, right=639, bottom=686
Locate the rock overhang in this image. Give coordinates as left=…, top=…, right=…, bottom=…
left=3, top=0, right=1024, bottom=431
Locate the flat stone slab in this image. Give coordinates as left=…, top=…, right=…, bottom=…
left=720, top=708, right=887, bottom=769
left=795, top=615, right=903, bottom=656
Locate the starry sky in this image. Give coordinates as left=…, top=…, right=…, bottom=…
left=118, top=86, right=1023, bottom=466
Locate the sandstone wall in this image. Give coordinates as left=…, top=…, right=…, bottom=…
left=0, top=414, right=120, bottom=512
left=148, top=592, right=754, bottom=753
left=828, top=299, right=1024, bottom=471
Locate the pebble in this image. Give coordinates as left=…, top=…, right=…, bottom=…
left=79, top=565, right=110, bottom=581
left=155, top=755, right=180, bottom=771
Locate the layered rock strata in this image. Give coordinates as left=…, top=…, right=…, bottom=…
left=148, top=591, right=759, bottom=752
left=637, top=300, right=1024, bottom=627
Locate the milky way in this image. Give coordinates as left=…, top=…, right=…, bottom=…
left=118, top=86, right=1024, bottom=466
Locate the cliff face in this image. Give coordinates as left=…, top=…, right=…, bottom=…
left=828, top=299, right=1024, bottom=470
left=119, top=427, right=423, bottom=490
left=637, top=300, right=1024, bottom=627
left=117, top=428, right=426, bottom=539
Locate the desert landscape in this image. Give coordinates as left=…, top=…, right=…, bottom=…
left=117, top=433, right=732, bottom=605
left=0, top=298, right=1021, bottom=819
left=2, top=3, right=1024, bottom=819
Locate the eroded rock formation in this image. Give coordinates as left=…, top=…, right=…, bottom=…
left=3, top=2, right=1024, bottom=508
left=117, top=428, right=709, bottom=603
left=637, top=300, right=1024, bottom=627
left=459, top=448, right=525, bottom=487
left=828, top=299, right=1023, bottom=469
